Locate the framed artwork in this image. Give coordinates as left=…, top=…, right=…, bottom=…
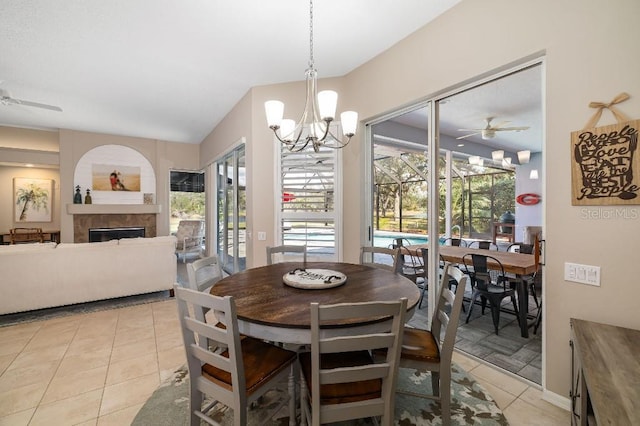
left=14, top=177, right=53, bottom=222
left=571, top=119, right=640, bottom=205
left=91, top=164, right=141, bottom=192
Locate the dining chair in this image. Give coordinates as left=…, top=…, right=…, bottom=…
left=186, top=255, right=224, bottom=293
left=299, top=297, right=407, bottom=426
left=391, top=238, right=426, bottom=285
left=9, top=227, right=44, bottom=244
left=507, top=242, right=542, bottom=334
left=468, top=240, right=498, bottom=250
left=442, top=237, right=466, bottom=247
left=174, top=286, right=297, bottom=426
left=266, top=244, right=307, bottom=265
left=462, top=253, right=519, bottom=335
left=359, top=246, right=401, bottom=273
left=394, top=263, right=468, bottom=425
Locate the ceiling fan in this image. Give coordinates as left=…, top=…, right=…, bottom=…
left=0, top=89, right=63, bottom=112
left=457, top=117, right=528, bottom=140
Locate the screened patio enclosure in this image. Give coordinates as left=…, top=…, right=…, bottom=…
left=373, top=139, right=515, bottom=244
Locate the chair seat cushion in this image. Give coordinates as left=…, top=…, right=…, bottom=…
left=202, top=336, right=296, bottom=396
left=299, top=351, right=382, bottom=404
left=400, top=327, right=440, bottom=363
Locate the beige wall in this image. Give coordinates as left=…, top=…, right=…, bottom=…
left=200, top=0, right=640, bottom=401
left=0, top=126, right=200, bottom=241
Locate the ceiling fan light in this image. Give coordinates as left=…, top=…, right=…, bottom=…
left=530, top=169, right=539, bottom=179
left=492, top=150, right=504, bottom=161
left=518, top=150, right=531, bottom=164
left=468, top=155, right=480, bottom=165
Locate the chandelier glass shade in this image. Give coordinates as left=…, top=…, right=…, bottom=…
left=264, top=0, right=358, bottom=152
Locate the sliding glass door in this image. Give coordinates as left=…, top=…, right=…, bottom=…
left=216, top=145, right=246, bottom=274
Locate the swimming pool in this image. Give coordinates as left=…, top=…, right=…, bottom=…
left=373, top=231, right=429, bottom=248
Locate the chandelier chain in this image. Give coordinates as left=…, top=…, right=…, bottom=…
left=308, top=0, right=314, bottom=69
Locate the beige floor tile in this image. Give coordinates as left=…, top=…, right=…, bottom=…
left=56, top=348, right=112, bottom=377
left=0, top=354, right=17, bottom=376
left=0, top=408, right=35, bottom=426
left=155, top=329, right=184, bottom=352
left=0, top=337, right=31, bottom=357
left=42, top=365, right=108, bottom=404
left=452, top=350, right=480, bottom=372
left=105, top=353, right=158, bottom=386
left=100, top=372, right=159, bottom=416
left=503, top=398, right=568, bottom=426
left=158, top=344, right=185, bottom=371
left=475, top=379, right=519, bottom=410
left=96, top=403, right=143, bottom=426
left=113, top=327, right=155, bottom=348
left=0, top=322, right=42, bottom=342
left=29, top=389, right=102, bottom=426
left=21, top=329, right=76, bottom=352
left=65, top=335, right=115, bottom=357
left=109, top=337, right=156, bottom=364
left=0, top=382, right=47, bottom=417
left=5, top=343, right=69, bottom=371
left=518, top=387, right=571, bottom=422
left=0, top=360, right=59, bottom=393
left=75, top=419, right=98, bottom=426
left=470, top=363, right=529, bottom=397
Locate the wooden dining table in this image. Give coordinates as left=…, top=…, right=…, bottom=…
left=209, top=261, right=421, bottom=346
left=403, top=244, right=539, bottom=338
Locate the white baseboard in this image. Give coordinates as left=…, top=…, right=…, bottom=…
left=542, top=389, right=571, bottom=411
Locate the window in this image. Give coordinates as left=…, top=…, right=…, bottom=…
left=277, top=136, right=341, bottom=261
left=170, top=171, right=205, bottom=235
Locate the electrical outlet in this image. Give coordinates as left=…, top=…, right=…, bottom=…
left=564, top=262, right=600, bottom=286
left=257, top=231, right=266, bottom=241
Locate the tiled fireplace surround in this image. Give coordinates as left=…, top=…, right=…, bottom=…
left=73, top=214, right=157, bottom=243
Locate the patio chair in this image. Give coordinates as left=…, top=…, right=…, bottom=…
left=468, top=240, right=498, bottom=250
left=174, top=286, right=296, bottom=426
left=300, top=298, right=407, bottom=426
left=442, top=237, right=466, bottom=247
left=266, top=245, right=307, bottom=265
left=174, top=220, right=204, bottom=263
left=462, top=253, right=519, bottom=335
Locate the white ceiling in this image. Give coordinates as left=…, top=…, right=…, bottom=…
left=0, top=0, right=462, bottom=144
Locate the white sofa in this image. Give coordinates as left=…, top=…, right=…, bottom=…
left=0, top=235, right=177, bottom=315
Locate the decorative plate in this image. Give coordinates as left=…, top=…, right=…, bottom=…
left=283, top=268, right=347, bottom=289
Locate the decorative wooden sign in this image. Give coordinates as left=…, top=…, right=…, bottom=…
left=571, top=119, right=639, bottom=205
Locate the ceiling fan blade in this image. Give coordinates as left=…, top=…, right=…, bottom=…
left=13, top=98, right=63, bottom=112
left=494, top=126, right=530, bottom=131
left=457, top=128, right=484, bottom=132
left=456, top=132, right=481, bottom=140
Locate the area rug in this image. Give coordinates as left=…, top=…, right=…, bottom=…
left=132, top=364, right=508, bottom=425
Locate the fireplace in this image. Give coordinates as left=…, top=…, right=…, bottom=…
left=72, top=213, right=156, bottom=243
left=89, top=227, right=145, bottom=242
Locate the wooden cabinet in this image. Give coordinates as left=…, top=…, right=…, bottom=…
left=570, top=318, right=640, bottom=426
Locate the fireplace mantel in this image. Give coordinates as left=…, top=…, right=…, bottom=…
left=66, top=204, right=161, bottom=215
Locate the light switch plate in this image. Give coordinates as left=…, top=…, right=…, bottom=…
left=257, top=231, right=266, bottom=241
left=564, top=262, right=600, bottom=286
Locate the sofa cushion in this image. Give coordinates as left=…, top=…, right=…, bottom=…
left=0, top=242, right=57, bottom=253
left=56, top=240, right=118, bottom=250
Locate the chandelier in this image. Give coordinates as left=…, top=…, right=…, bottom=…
left=264, top=0, right=358, bottom=152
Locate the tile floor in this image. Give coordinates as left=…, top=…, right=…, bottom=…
left=0, top=295, right=568, bottom=425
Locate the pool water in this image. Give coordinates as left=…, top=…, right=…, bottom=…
left=373, top=232, right=429, bottom=248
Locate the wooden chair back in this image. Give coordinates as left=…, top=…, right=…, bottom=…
left=359, top=246, right=401, bottom=273
left=266, top=245, right=307, bottom=265
left=174, top=286, right=296, bottom=425
left=304, top=298, right=407, bottom=425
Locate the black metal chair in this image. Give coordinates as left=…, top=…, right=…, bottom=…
left=468, top=240, right=498, bottom=250
left=507, top=242, right=542, bottom=334
left=462, top=253, right=519, bottom=335
left=443, top=237, right=466, bottom=247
